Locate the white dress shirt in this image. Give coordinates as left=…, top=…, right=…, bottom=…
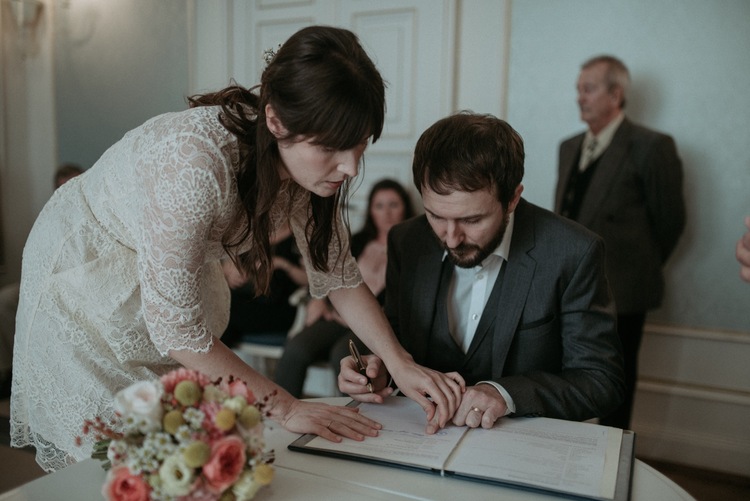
left=445, top=213, right=517, bottom=415
left=579, top=112, right=625, bottom=171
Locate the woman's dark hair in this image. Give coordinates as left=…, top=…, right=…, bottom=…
left=357, top=179, right=414, bottom=244
left=188, top=26, right=386, bottom=294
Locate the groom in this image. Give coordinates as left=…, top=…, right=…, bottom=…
left=339, top=112, right=624, bottom=429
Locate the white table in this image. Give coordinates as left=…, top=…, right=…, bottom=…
left=0, top=398, right=696, bottom=501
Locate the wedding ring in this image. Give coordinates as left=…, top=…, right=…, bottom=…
left=326, top=420, right=333, bottom=429
left=472, top=407, right=482, bottom=413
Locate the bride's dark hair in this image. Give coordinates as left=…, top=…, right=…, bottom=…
left=188, top=26, right=386, bottom=294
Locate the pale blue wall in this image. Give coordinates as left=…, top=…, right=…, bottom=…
left=54, top=0, right=189, bottom=169
left=506, top=0, right=750, bottom=332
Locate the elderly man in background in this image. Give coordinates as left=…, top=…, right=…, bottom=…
left=555, top=55, right=686, bottom=429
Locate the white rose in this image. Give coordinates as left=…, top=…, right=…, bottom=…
left=114, top=381, right=164, bottom=433
left=159, top=454, right=195, bottom=496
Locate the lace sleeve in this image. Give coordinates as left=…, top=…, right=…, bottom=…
left=138, top=122, right=231, bottom=356
left=286, top=187, right=362, bottom=298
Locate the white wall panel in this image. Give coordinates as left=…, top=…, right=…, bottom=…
left=203, top=0, right=458, bottom=227
left=349, top=9, right=415, bottom=139
left=634, top=380, right=750, bottom=477
left=639, top=325, right=750, bottom=393
left=633, top=324, right=750, bottom=475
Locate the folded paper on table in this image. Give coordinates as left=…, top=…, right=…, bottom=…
left=289, top=397, right=634, bottom=501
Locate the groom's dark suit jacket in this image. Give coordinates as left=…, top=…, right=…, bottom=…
left=385, top=199, right=624, bottom=421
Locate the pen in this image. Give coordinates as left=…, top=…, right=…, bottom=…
left=348, top=339, right=374, bottom=393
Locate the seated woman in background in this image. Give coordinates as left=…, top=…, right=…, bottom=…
left=276, top=179, right=414, bottom=397
left=221, top=223, right=308, bottom=348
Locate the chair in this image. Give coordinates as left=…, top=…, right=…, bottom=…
left=233, top=287, right=338, bottom=397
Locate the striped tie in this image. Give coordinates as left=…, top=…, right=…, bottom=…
left=579, top=138, right=598, bottom=171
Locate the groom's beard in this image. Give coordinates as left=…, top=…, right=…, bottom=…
left=442, top=214, right=509, bottom=268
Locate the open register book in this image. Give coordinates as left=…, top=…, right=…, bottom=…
left=289, top=397, right=634, bottom=501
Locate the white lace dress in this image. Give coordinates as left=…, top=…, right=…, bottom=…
left=10, top=106, right=362, bottom=472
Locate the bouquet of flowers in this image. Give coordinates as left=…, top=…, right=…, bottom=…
left=79, top=369, right=274, bottom=501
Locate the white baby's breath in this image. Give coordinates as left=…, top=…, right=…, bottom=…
left=183, top=407, right=205, bottom=429
left=107, top=439, right=128, bottom=463
left=173, top=424, right=193, bottom=444
left=126, top=446, right=156, bottom=475
left=144, top=431, right=177, bottom=460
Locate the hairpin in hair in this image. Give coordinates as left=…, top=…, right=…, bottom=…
left=263, top=44, right=282, bottom=66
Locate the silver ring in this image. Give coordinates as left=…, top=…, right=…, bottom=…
left=472, top=407, right=482, bottom=413
left=326, top=420, right=333, bottom=429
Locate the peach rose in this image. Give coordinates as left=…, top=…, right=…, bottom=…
left=101, top=465, right=150, bottom=501
left=223, top=378, right=255, bottom=403
left=202, top=435, right=247, bottom=493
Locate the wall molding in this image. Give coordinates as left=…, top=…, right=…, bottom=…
left=646, top=322, right=750, bottom=344
left=638, top=379, right=750, bottom=406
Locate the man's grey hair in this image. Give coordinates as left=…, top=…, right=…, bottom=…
left=582, top=55, right=630, bottom=108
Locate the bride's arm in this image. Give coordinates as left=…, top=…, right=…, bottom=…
left=328, top=283, right=464, bottom=433
left=168, top=340, right=381, bottom=442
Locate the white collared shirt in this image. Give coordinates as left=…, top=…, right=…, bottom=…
left=444, top=213, right=516, bottom=415
left=579, top=112, right=625, bottom=171
left=446, top=212, right=513, bottom=351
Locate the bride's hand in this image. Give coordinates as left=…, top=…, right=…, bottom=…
left=388, top=358, right=465, bottom=434
left=278, top=400, right=382, bottom=442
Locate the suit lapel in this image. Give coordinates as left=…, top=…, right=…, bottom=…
left=489, top=200, right=536, bottom=379
left=410, top=227, right=445, bottom=362
left=555, top=134, right=584, bottom=213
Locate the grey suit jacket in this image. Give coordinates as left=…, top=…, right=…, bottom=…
left=385, top=199, right=625, bottom=421
left=555, top=118, right=686, bottom=313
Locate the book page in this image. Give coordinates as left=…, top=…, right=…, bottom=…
left=302, top=397, right=467, bottom=470
left=445, top=417, right=622, bottom=500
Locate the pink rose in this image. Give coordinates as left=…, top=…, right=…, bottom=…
left=198, top=400, right=228, bottom=440
left=201, top=435, right=247, bottom=493
left=102, top=465, right=150, bottom=501
left=161, top=368, right=211, bottom=393
left=217, top=376, right=255, bottom=403
left=227, top=379, right=255, bottom=402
